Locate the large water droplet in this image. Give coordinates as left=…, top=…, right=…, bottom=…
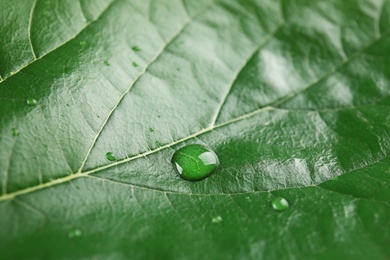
left=212, top=215, right=223, bottom=224
left=272, top=197, right=289, bottom=211
left=26, top=98, right=37, bottom=106
left=106, top=152, right=116, bottom=161
left=68, top=229, right=82, bottom=238
left=171, top=144, right=219, bottom=181
left=12, top=128, right=20, bottom=136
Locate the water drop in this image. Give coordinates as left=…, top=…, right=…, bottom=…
left=171, top=144, right=219, bottom=181
left=79, top=41, right=86, bottom=46
left=149, top=128, right=154, bottom=132
left=68, top=229, right=82, bottom=238
left=103, top=60, right=110, bottom=66
left=271, top=197, right=289, bottom=211
left=132, top=62, right=138, bottom=67
left=12, top=128, right=20, bottom=136
left=212, top=216, right=223, bottom=223
left=106, top=152, right=116, bottom=161
left=26, top=98, right=37, bottom=106
left=132, top=46, right=141, bottom=52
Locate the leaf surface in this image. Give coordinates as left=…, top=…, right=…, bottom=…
left=1, top=0, right=390, bottom=258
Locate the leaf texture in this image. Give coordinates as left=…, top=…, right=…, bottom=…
left=0, top=0, right=390, bottom=259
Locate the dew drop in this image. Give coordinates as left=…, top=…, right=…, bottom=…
left=132, top=46, right=141, bottom=52
left=26, top=98, right=37, bottom=106
left=106, top=152, right=116, bottom=161
left=171, top=144, right=219, bottom=181
left=12, top=128, right=20, bottom=136
left=212, top=215, right=223, bottom=224
left=271, top=197, right=289, bottom=211
left=79, top=41, right=86, bottom=46
left=68, top=229, right=82, bottom=238
left=103, top=60, right=110, bottom=66
left=149, top=128, right=154, bottom=132
left=132, top=62, right=138, bottom=67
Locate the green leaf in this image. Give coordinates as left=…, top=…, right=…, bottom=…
left=1, top=0, right=390, bottom=258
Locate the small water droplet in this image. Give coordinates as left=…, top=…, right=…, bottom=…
left=271, top=197, right=289, bottom=211
left=12, top=128, right=20, bottom=136
left=43, top=11, right=50, bottom=16
left=132, top=46, right=141, bottom=52
left=171, top=144, right=219, bottom=181
left=103, top=60, right=110, bottom=66
left=106, top=152, right=116, bottom=161
left=155, top=141, right=162, bottom=147
left=256, top=139, right=259, bottom=143
left=132, top=62, right=138, bottom=67
left=68, top=229, right=82, bottom=238
left=212, top=216, right=223, bottom=223
left=79, top=41, right=86, bottom=46
left=26, top=98, right=37, bottom=106
left=157, top=115, right=161, bottom=118
left=149, top=128, right=154, bottom=132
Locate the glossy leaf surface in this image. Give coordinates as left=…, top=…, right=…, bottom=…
left=1, top=0, right=390, bottom=258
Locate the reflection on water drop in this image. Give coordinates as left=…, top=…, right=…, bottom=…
left=12, top=128, right=20, bottom=136
left=272, top=197, right=289, bottom=211
left=171, top=144, right=219, bottom=181
left=26, top=98, right=37, bottom=106
left=212, top=216, right=223, bottom=224
left=68, top=229, right=82, bottom=238
left=106, top=152, right=116, bottom=161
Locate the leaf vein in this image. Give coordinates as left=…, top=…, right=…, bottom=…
left=1, top=0, right=117, bottom=81
left=77, top=0, right=218, bottom=173
left=28, top=0, right=38, bottom=59
left=209, top=22, right=285, bottom=127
